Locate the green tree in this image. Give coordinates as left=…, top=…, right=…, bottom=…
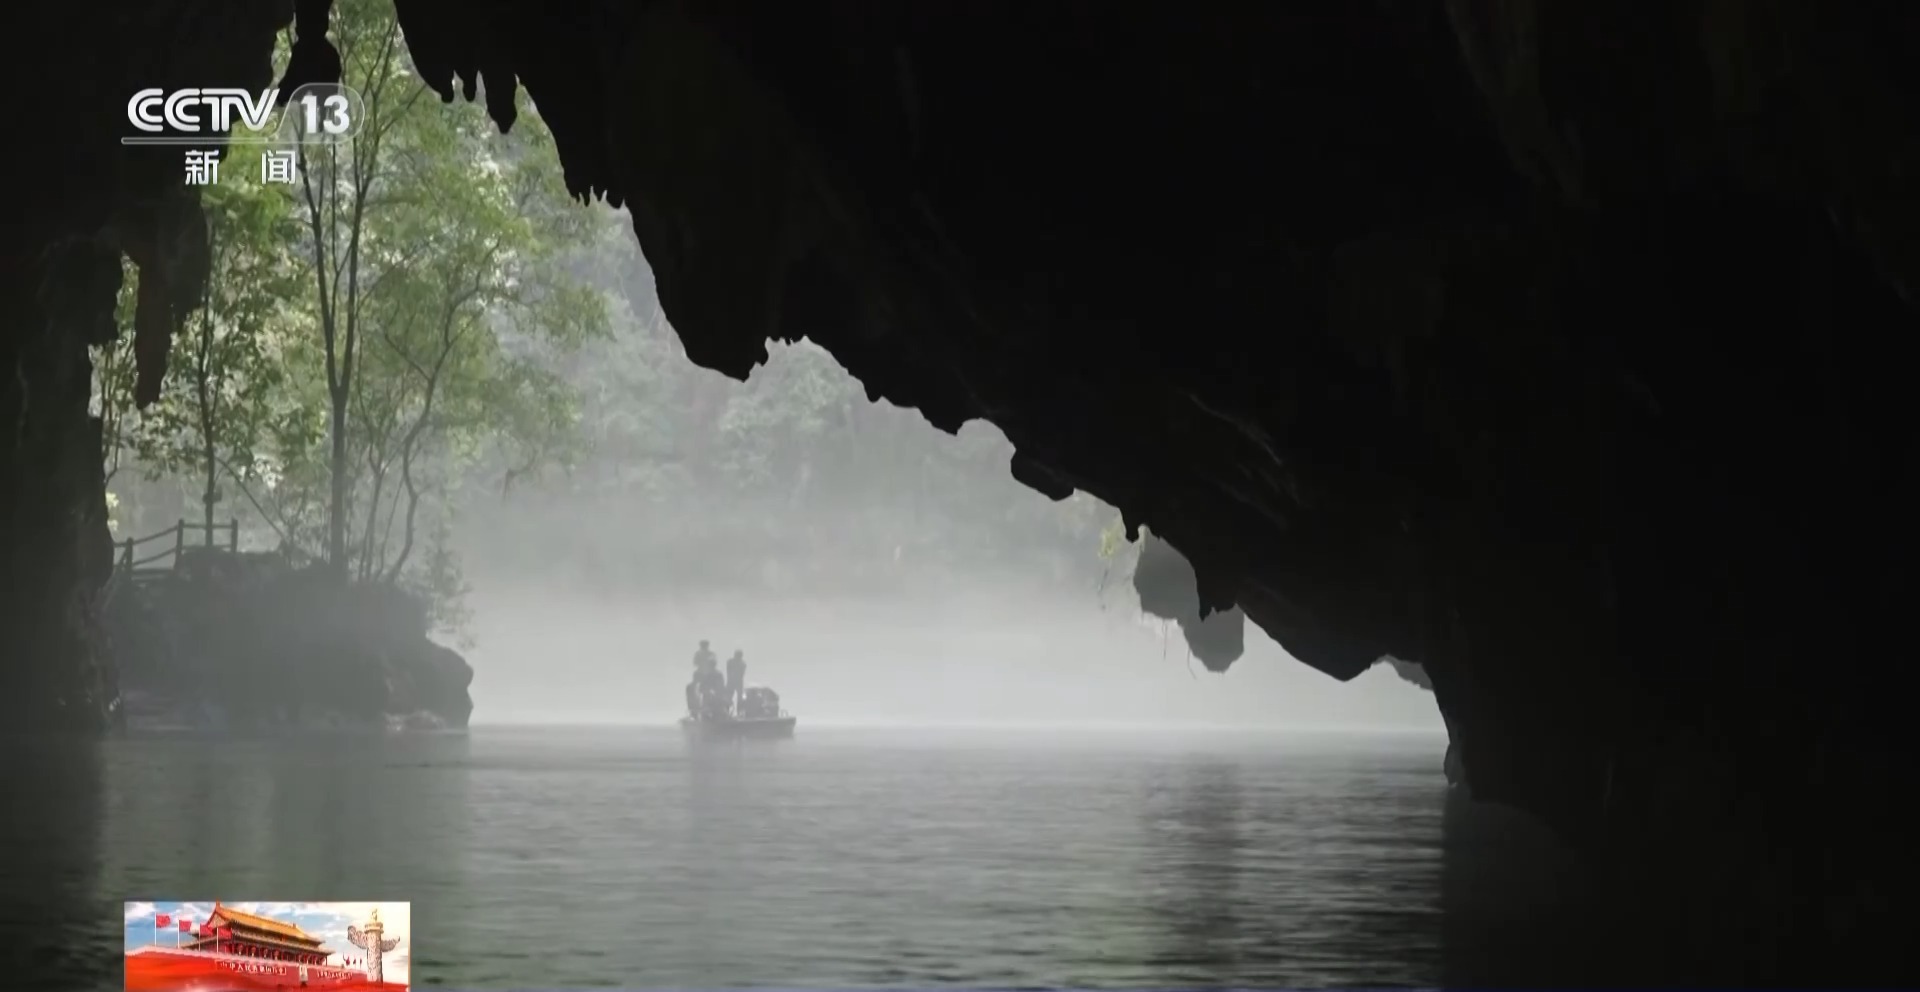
left=128, top=142, right=302, bottom=547
left=292, top=0, right=426, bottom=573
left=345, top=87, right=607, bottom=581
left=278, top=0, right=606, bottom=605
left=82, top=0, right=609, bottom=645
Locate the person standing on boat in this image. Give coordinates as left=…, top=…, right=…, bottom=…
left=726, top=650, right=747, bottom=714
left=691, top=645, right=728, bottom=719
left=689, top=640, right=721, bottom=718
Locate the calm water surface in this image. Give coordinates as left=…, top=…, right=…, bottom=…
left=5, top=726, right=1593, bottom=989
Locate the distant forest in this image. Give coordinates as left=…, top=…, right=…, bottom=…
left=457, top=242, right=1120, bottom=600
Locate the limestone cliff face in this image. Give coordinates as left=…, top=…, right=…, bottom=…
left=10, top=0, right=1920, bottom=981
left=0, top=235, right=120, bottom=734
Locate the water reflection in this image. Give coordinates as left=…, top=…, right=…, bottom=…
left=92, top=734, right=472, bottom=903
left=1, top=738, right=112, bottom=991
left=40, top=733, right=473, bottom=988
left=1, top=728, right=1630, bottom=988
left=680, top=743, right=765, bottom=987
left=1140, top=759, right=1244, bottom=984
left=1131, top=743, right=1449, bottom=988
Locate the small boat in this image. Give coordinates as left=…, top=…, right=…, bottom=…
left=679, top=714, right=797, bottom=741
left=682, top=680, right=794, bottom=740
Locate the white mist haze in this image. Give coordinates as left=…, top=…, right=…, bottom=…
left=447, top=364, right=1440, bottom=730
left=460, top=580, right=1444, bottom=730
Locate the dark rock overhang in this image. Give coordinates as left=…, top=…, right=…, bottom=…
left=293, top=9, right=1920, bottom=974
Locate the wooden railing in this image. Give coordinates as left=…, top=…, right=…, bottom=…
left=115, top=518, right=240, bottom=579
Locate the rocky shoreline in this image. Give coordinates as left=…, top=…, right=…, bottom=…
left=105, top=548, right=474, bottom=733
left=114, top=691, right=461, bottom=735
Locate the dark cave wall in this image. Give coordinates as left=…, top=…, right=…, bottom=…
left=0, top=234, right=119, bottom=733
left=4, top=0, right=288, bottom=732
left=1130, top=534, right=1245, bottom=670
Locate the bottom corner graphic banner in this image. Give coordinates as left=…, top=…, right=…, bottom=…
left=123, top=899, right=411, bottom=991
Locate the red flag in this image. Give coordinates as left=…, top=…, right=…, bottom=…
left=198, top=924, right=212, bottom=937
left=178, top=918, right=191, bottom=932
left=154, top=912, right=171, bottom=928
left=217, top=926, right=231, bottom=939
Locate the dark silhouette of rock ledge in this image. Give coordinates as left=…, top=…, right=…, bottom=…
left=106, top=548, right=473, bottom=733
left=1130, top=533, right=1245, bottom=670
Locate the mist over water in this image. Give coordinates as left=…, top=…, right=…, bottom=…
left=460, top=580, right=1444, bottom=731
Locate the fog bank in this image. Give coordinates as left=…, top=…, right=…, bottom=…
left=461, top=579, right=1444, bottom=731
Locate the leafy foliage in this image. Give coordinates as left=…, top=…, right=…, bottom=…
left=98, top=0, right=608, bottom=637
left=128, top=142, right=303, bottom=543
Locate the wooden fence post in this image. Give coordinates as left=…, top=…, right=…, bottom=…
left=229, top=518, right=239, bottom=553
left=121, top=538, right=133, bottom=571
left=174, top=518, right=185, bottom=566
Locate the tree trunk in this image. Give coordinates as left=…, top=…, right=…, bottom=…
left=197, top=224, right=218, bottom=548
left=328, top=391, right=349, bottom=575
left=203, top=445, right=216, bottom=547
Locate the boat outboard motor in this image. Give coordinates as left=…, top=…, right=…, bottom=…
left=741, top=686, right=780, bottom=719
